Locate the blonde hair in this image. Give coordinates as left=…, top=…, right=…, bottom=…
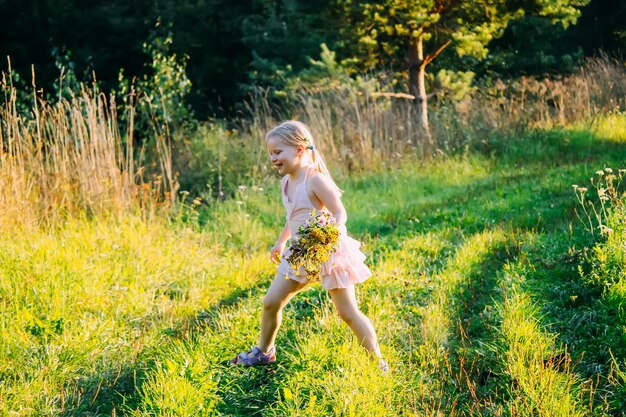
left=266, top=121, right=343, bottom=195
left=265, top=120, right=333, bottom=179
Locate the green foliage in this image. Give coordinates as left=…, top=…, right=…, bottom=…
left=51, top=47, right=84, bottom=101
left=0, top=63, right=31, bottom=116
left=574, top=168, right=626, bottom=237
left=433, top=69, right=476, bottom=102
left=131, top=344, right=219, bottom=416
left=583, top=220, right=626, bottom=290
left=115, top=29, right=194, bottom=187
left=173, top=123, right=265, bottom=201
left=536, top=0, right=586, bottom=27
left=337, top=0, right=587, bottom=68
left=271, top=43, right=380, bottom=99
left=2, top=0, right=619, bottom=116
left=574, top=168, right=626, bottom=291
left=3, top=116, right=626, bottom=415
left=136, top=29, right=193, bottom=128
left=0, top=0, right=151, bottom=99
left=335, top=0, right=439, bottom=68
left=484, top=16, right=586, bottom=77
left=331, top=0, right=590, bottom=129
left=241, top=0, right=339, bottom=87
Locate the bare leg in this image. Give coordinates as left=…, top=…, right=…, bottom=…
left=257, top=274, right=308, bottom=353
left=329, top=286, right=382, bottom=358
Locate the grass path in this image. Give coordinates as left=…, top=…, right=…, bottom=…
left=1, top=118, right=626, bottom=415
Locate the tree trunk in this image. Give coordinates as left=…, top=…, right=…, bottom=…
left=408, top=35, right=432, bottom=143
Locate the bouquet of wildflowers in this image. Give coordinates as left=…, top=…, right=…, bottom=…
left=285, top=210, right=340, bottom=280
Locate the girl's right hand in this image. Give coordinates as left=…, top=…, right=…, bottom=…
left=270, top=242, right=286, bottom=264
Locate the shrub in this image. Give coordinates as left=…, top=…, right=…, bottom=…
left=174, top=123, right=266, bottom=200
left=574, top=168, right=626, bottom=291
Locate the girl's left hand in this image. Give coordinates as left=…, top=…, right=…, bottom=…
left=270, top=241, right=286, bottom=264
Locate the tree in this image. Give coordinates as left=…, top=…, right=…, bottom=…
left=337, top=0, right=590, bottom=139
left=563, top=0, right=626, bottom=55
left=0, top=0, right=152, bottom=95
left=145, top=0, right=256, bottom=117
left=239, top=0, right=340, bottom=90
left=483, top=16, right=585, bottom=77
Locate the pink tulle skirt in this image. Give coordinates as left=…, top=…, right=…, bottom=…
left=277, top=234, right=372, bottom=290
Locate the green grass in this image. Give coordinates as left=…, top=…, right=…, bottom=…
left=2, top=115, right=626, bottom=416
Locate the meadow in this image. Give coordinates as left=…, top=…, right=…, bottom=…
left=1, top=61, right=626, bottom=416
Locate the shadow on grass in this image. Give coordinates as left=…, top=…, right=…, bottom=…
left=441, top=241, right=516, bottom=414
left=206, top=125, right=626, bottom=416
left=62, top=361, right=146, bottom=416
left=64, top=272, right=337, bottom=414
left=62, top=274, right=274, bottom=416
left=174, top=278, right=272, bottom=340
left=64, top=125, right=626, bottom=416
left=353, top=127, right=626, bottom=241
left=514, top=229, right=626, bottom=414
left=365, top=127, right=626, bottom=413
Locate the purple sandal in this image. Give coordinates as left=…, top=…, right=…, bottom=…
left=378, top=358, right=390, bottom=374
left=229, top=346, right=276, bottom=366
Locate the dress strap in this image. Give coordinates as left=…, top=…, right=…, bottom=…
left=303, top=166, right=312, bottom=196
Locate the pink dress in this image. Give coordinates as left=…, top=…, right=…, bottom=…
left=277, top=167, right=372, bottom=289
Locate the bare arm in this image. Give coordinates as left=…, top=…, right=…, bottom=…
left=277, top=221, right=291, bottom=245
left=310, top=174, right=347, bottom=230
left=270, top=222, right=291, bottom=264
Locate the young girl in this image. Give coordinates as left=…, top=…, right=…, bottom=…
left=230, top=120, right=388, bottom=372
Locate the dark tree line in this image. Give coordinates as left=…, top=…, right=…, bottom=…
left=1, top=0, right=624, bottom=118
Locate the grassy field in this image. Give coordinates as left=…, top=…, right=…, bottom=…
left=1, top=115, right=626, bottom=416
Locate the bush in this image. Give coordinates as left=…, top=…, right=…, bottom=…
left=582, top=209, right=626, bottom=290
left=575, top=168, right=626, bottom=291
left=174, top=123, right=266, bottom=200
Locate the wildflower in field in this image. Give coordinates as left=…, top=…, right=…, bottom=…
left=284, top=210, right=340, bottom=279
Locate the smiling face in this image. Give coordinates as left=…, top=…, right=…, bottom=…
left=266, top=135, right=304, bottom=176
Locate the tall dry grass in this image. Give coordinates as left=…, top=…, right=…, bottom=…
left=0, top=75, right=176, bottom=228
left=243, top=56, right=626, bottom=174
left=434, top=54, right=626, bottom=148
left=2, top=56, right=623, bottom=220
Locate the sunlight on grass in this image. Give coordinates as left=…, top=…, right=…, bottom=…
left=129, top=342, right=219, bottom=417
left=3, top=115, right=626, bottom=415
left=497, top=261, right=586, bottom=417
left=0, top=216, right=272, bottom=415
